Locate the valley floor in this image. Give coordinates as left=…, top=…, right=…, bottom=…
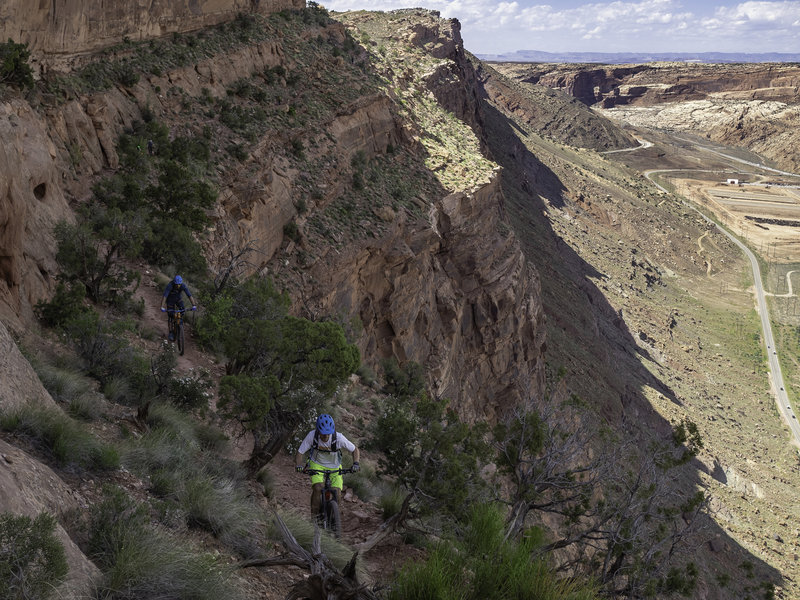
left=597, top=129, right=800, bottom=599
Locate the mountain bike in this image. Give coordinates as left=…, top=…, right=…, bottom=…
left=163, top=307, right=195, bottom=355
left=303, top=466, right=354, bottom=539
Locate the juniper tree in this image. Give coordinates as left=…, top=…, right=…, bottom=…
left=366, top=360, right=490, bottom=539
left=492, top=381, right=708, bottom=598
left=209, top=278, right=359, bottom=470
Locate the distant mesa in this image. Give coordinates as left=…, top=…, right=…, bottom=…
left=477, top=50, right=800, bottom=64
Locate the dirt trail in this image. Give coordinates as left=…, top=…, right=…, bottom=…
left=697, top=231, right=713, bottom=275
left=133, top=274, right=414, bottom=593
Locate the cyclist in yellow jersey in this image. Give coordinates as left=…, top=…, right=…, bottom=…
left=294, top=414, right=360, bottom=518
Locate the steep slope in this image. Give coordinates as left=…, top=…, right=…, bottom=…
left=484, top=61, right=800, bottom=597
left=2, top=5, right=799, bottom=599
left=0, top=12, right=547, bottom=598
left=0, top=9, right=546, bottom=418
left=475, top=61, right=636, bottom=152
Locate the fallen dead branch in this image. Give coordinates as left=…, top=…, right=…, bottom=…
left=236, top=511, right=380, bottom=600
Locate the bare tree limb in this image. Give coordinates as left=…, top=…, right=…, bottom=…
left=236, top=512, right=381, bottom=600
left=355, top=492, right=414, bottom=554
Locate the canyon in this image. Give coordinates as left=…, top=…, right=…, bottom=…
left=2, top=4, right=800, bottom=599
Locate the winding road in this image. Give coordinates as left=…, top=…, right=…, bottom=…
left=642, top=165, right=800, bottom=446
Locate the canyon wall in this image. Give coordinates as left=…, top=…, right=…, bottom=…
left=297, top=172, right=545, bottom=421
left=499, top=63, right=800, bottom=108
left=0, top=0, right=303, bottom=69
left=0, top=10, right=546, bottom=416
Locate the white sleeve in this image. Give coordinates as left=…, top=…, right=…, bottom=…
left=297, top=430, right=316, bottom=454
left=336, top=432, right=356, bottom=452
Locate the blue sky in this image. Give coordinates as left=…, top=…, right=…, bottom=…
left=322, top=0, right=800, bottom=54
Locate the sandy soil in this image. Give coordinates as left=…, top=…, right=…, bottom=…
left=675, top=180, right=800, bottom=262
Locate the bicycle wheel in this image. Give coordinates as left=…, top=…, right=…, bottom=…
left=177, top=321, right=185, bottom=355
left=326, top=500, right=341, bottom=539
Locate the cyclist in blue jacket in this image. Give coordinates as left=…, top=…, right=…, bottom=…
left=160, top=275, right=196, bottom=340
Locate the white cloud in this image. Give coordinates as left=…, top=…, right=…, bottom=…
left=699, top=2, right=800, bottom=47
left=716, top=1, right=800, bottom=23
left=321, top=0, right=800, bottom=53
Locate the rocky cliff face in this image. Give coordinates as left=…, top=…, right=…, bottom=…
left=296, top=172, right=544, bottom=421
left=0, top=0, right=303, bottom=70
left=0, top=100, right=74, bottom=331
left=498, top=63, right=800, bottom=108
left=475, top=62, right=636, bottom=152
left=0, top=9, right=546, bottom=417
left=263, top=11, right=547, bottom=419
left=0, top=321, right=100, bottom=598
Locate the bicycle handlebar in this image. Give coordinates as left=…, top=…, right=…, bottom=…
left=161, top=307, right=197, bottom=313
left=302, top=467, right=355, bottom=476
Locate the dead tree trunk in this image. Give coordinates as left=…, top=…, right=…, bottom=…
left=237, top=512, right=380, bottom=600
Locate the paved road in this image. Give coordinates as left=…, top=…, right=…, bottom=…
left=644, top=168, right=800, bottom=445
left=601, top=138, right=654, bottom=154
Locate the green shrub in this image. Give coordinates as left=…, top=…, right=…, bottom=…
left=30, top=357, right=104, bottom=420
left=195, top=422, right=229, bottom=452
left=1, top=406, right=119, bottom=470
left=255, top=468, right=275, bottom=498
left=167, top=367, right=212, bottom=412
left=369, top=389, right=489, bottom=518
left=54, top=208, right=145, bottom=304
left=344, top=461, right=383, bottom=502
left=147, top=159, right=216, bottom=230
left=64, top=313, right=155, bottom=404
left=179, top=473, right=265, bottom=557
left=89, top=486, right=239, bottom=599
left=307, top=1, right=329, bottom=16
left=122, top=428, right=196, bottom=482
left=227, top=142, right=249, bottom=162
left=115, top=61, right=140, bottom=86
left=142, top=219, right=207, bottom=277
left=168, top=134, right=211, bottom=166
left=66, top=392, right=104, bottom=421
left=35, top=282, right=92, bottom=329
left=0, top=512, right=68, bottom=600
left=32, top=359, right=92, bottom=405
left=352, top=170, right=364, bottom=190
left=0, top=39, right=34, bottom=89
left=102, top=375, right=131, bottom=404
left=379, top=486, right=406, bottom=520
left=381, top=358, right=425, bottom=399
left=355, top=363, right=376, bottom=387
left=142, top=403, right=201, bottom=448
left=283, top=220, right=300, bottom=242
left=291, top=137, right=305, bottom=158
left=389, top=504, right=597, bottom=600
left=121, top=410, right=263, bottom=556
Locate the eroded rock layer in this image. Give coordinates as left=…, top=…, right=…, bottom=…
left=0, top=0, right=303, bottom=66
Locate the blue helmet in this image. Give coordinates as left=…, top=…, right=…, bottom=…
left=174, top=275, right=183, bottom=285
left=316, top=414, right=335, bottom=435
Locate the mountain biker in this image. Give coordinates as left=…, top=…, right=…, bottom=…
left=295, top=414, right=360, bottom=520
left=160, top=275, right=196, bottom=341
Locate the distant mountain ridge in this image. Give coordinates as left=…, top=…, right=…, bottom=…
left=477, top=50, right=800, bottom=64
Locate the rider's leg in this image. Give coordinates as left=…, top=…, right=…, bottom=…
left=310, top=482, right=323, bottom=518
left=166, top=304, right=176, bottom=340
